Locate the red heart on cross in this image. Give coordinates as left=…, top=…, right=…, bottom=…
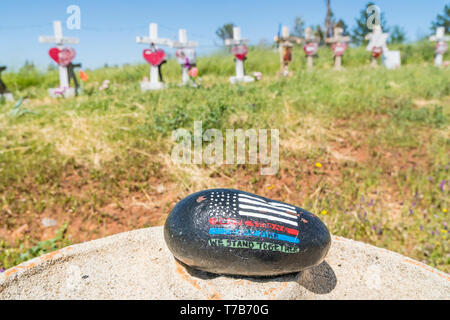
left=303, top=43, right=318, bottom=56
left=232, top=45, right=248, bottom=61
left=49, top=47, right=76, bottom=66
left=332, top=43, right=347, bottom=56
left=436, top=42, right=448, bottom=55
left=372, top=46, right=383, bottom=59
left=143, top=49, right=166, bottom=66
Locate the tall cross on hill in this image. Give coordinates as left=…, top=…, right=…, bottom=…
left=303, top=28, right=320, bottom=69
left=172, top=29, right=198, bottom=85
left=429, top=27, right=450, bottom=67
left=136, top=23, right=172, bottom=91
left=274, top=26, right=301, bottom=76
left=225, top=27, right=254, bottom=84
left=325, top=27, right=350, bottom=69
left=39, top=21, right=79, bottom=97
left=365, top=25, right=388, bottom=67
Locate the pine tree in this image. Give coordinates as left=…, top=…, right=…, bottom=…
left=389, top=25, right=406, bottom=44
left=216, top=23, right=235, bottom=44
left=431, top=4, right=450, bottom=34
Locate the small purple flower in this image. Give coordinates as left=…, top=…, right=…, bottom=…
left=428, top=176, right=433, bottom=182
left=0, top=268, right=4, bottom=273
left=409, top=208, right=414, bottom=215
left=368, top=199, right=374, bottom=207
left=411, top=201, right=417, bottom=208
left=439, top=179, right=446, bottom=192
left=372, top=225, right=377, bottom=231
left=446, top=165, right=449, bottom=171
left=419, top=225, right=423, bottom=231
left=360, top=195, right=365, bottom=203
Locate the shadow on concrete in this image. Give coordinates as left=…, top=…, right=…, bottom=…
left=177, top=258, right=337, bottom=295
left=296, top=261, right=337, bottom=294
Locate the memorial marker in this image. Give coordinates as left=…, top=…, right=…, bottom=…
left=0, top=66, right=14, bottom=102
left=172, top=29, right=198, bottom=86
left=365, top=25, right=388, bottom=67
left=164, top=189, right=331, bottom=276
left=274, top=26, right=301, bottom=76
left=325, top=27, right=350, bottom=70
left=39, top=21, right=79, bottom=98
left=365, top=25, right=401, bottom=69
left=429, top=27, right=450, bottom=67
left=303, top=27, right=320, bottom=69
left=225, top=27, right=254, bottom=84
left=136, top=23, right=171, bottom=91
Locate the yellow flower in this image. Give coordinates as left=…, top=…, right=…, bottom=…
left=266, top=185, right=274, bottom=190
left=315, top=162, right=322, bottom=168
left=441, top=229, right=447, bottom=234
left=443, top=208, right=447, bottom=213
left=321, top=210, right=327, bottom=215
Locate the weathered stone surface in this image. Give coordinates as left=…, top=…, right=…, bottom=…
left=164, top=189, right=331, bottom=276
left=1, top=227, right=449, bottom=299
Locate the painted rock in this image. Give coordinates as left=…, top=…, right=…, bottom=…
left=164, top=189, right=331, bottom=276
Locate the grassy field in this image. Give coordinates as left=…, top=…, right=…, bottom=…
left=0, top=43, right=449, bottom=273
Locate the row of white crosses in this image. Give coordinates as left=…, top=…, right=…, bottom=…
left=136, top=22, right=198, bottom=91
left=36, top=21, right=450, bottom=97
left=429, top=27, right=450, bottom=67
left=39, top=21, right=79, bottom=97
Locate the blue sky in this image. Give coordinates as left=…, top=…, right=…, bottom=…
left=0, top=0, right=448, bottom=70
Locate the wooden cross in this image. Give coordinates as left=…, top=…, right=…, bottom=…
left=325, top=27, right=350, bottom=69
left=225, top=27, right=254, bottom=83
left=365, top=25, right=388, bottom=66
left=429, top=27, right=450, bottom=67
left=39, top=21, right=79, bottom=96
left=136, top=23, right=172, bottom=90
left=303, top=28, right=320, bottom=69
left=273, top=26, right=301, bottom=76
left=171, top=29, right=198, bottom=85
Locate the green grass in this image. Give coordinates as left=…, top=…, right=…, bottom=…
left=0, top=42, right=449, bottom=273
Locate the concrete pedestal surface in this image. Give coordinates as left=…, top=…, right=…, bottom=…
left=0, top=226, right=448, bottom=299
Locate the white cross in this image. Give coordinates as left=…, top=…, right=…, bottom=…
left=39, top=21, right=79, bottom=93
left=136, top=23, right=172, bottom=90
left=429, top=27, right=450, bottom=66
left=171, top=29, right=198, bottom=85
left=366, top=25, right=388, bottom=53
left=225, top=27, right=254, bottom=83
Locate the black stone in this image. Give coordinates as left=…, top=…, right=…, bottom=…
left=164, top=189, right=331, bottom=276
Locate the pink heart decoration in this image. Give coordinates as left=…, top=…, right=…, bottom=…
left=332, top=43, right=347, bottom=56
left=48, top=47, right=76, bottom=66
left=371, top=46, right=383, bottom=59
left=232, top=45, right=248, bottom=61
left=436, top=42, right=448, bottom=55
left=303, top=43, right=318, bottom=56
left=143, top=49, right=166, bottom=66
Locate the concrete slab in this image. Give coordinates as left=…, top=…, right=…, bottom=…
left=0, top=226, right=448, bottom=299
